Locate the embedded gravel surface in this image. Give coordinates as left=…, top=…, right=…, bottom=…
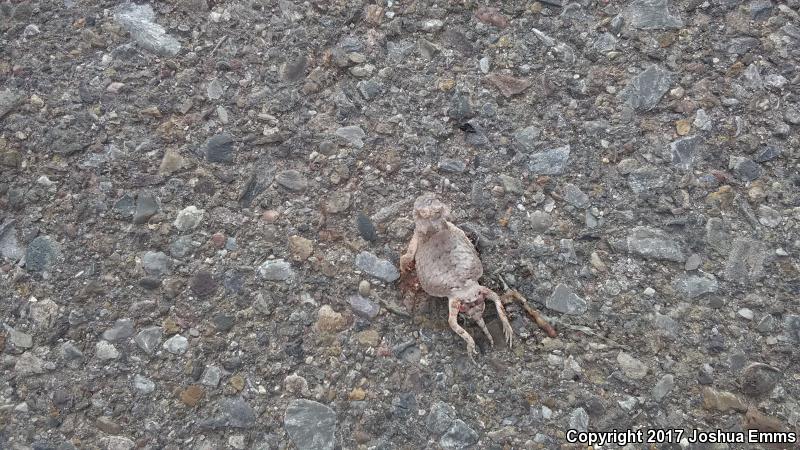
left=1, top=0, right=799, bottom=449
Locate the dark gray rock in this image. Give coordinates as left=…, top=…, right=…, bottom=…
left=113, top=194, right=135, bottom=217
left=513, top=126, right=541, bottom=152
left=672, top=274, right=718, bottom=299
left=206, top=134, right=235, bottom=163
left=447, top=92, right=474, bottom=121
left=426, top=401, right=458, bottom=436
left=440, top=419, right=479, bottom=449
left=563, top=183, right=589, bottom=208
left=619, top=65, right=673, bottom=111
left=4, top=325, right=33, bottom=350
left=348, top=294, right=379, bottom=320
left=133, top=192, right=159, bottom=224
left=546, top=284, right=587, bottom=315
left=740, top=363, right=781, bottom=397
left=275, top=170, right=308, bottom=192
left=749, top=0, right=773, bottom=20
left=785, top=315, right=800, bottom=343
left=528, top=145, right=570, bottom=175
left=284, top=399, right=337, bottom=450
left=626, top=227, right=685, bottom=262
left=25, top=236, right=60, bottom=272
left=391, top=392, right=417, bottom=418
left=670, top=135, right=703, bottom=170
left=730, top=157, right=762, bottom=182
left=134, top=326, right=163, bottom=354
left=725, top=37, right=759, bottom=55
left=754, top=146, right=781, bottom=163
left=628, top=166, right=669, bottom=193
left=114, top=3, right=181, bottom=56
left=355, top=251, right=399, bottom=282
left=568, top=407, right=589, bottom=432
left=102, top=319, right=135, bottom=342
left=200, top=397, right=257, bottom=429
left=170, top=235, right=196, bottom=258
left=142, top=251, right=170, bottom=277
left=624, top=0, right=683, bottom=29
left=724, top=238, right=766, bottom=284
left=356, top=213, right=378, bottom=242
left=0, top=88, right=24, bottom=119
left=335, top=126, right=365, bottom=148
left=438, top=159, right=467, bottom=173
left=652, top=374, right=675, bottom=401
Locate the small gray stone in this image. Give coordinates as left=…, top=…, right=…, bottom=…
left=133, top=192, right=159, bottom=224
left=134, top=326, right=163, bottom=354
left=438, top=159, right=467, bottom=173
left=513, top=126, right=541, bottom=152
left=201, top=366, right=222, bottom=387
left=757, top=205, right=781, bottom=228
left=652, top=374, right=675, bottom=401
left=0, top=221, right=23, bottom=262
left=749, top=0, right=773, bottom=20
left=391, top=392, right=417, bottom=418
left=784, top=315, right=800, bottom=343
left=563, top=183, right=589, bottom=208
left=619, top=65, right=673, bottom=111
left=349, top=294, right=380, bottom=320
left=163, top=334, right=188, bottom=354
left=754, top=146, right=781, bottom=163
left=528, top=145, right=570, bottom=175
left=207, top=79, right=224, bottom=100
left=694, top=109, right=712, bottom=131
left=258, top=259, right=294, bottom=281
left=626, top=226, right=685, bottom=262
left=335, top=126, right=366, bottom=148
left=440, top=419, right=479, bottom=449
left=685, top=253, right=702, bottom=271
left=15, top=352, right=46, bottom=374
left=568, top=408, right=589, bottom=433
left=102, top=319, right=135, bottom=342
left=134, top=374, right=155, bottom=394
left=756, top=315, right=775, bottom=333
left=96, top=341, right=120, bottom=360
left=426, top=401, right=457, bottom=436
left=448, top=92, right=474, bottom=121
left=25, top=235, right=60, bottom=273
left=199, top=397, right=257, bottom=429
left=61, top=341, right=84, bottom=360
left=0, top=88, right=24, bottom=119
left=623, top=0, right=683, bottom=29
left=628, top=166, right=669, bottom=193
left=142, top=251, right=170, bottom=277
left=672, top=274, right=718, bottom=299
left=113, top=194, right=135, bottom=217
left=546, top=284, right=587, bottom=315
left=206, top=133, right=234, bottom=163
left=357, top=79, right=382, bottom=100
left=284, top=399, right=337, bottom=450
left=724, top=238, right=766, bottom=284
left=114, top=3, right=181, bottom=56
left=98, top=436, right=135, bottom=450
left=499, top=175, right=523, bottom=195
left=275, top=170, right=308, bottom=192
left=174, top=206, right=204, bottom=231
left=529, top=211, right=552, bottom=233
left=355, top=251, right=399, bottom=282
left=670, top=135, right=703, bottom=170
left=356, top=213, right=378, bottom=242
left=729, top=157, right=761, bottom=182
left=4, top=325, right=33, bottom=350
left=741, top=363, right=781, bottom=397
left=617, top=351, right=648, bottom=380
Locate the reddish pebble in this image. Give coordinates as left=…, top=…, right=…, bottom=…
left=211, top=232, right=225, bottom=249
left=263, top=210, right=279, bottom=223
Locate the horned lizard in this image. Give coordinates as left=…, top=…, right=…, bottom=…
left=400, top=193, right=556, bottom=361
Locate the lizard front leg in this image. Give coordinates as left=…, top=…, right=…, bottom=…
left=399, top=232, right=419, bottom=275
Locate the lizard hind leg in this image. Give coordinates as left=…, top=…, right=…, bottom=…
left=448, top=297, right=478, bottom=363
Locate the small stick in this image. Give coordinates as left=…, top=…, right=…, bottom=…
left=498, top=276, right=557, bottom=338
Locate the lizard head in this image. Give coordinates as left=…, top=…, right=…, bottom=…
left=413, top=193, right=450, bottom=236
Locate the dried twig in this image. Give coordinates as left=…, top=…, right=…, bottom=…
left=498, top=276, right=557, bottom=338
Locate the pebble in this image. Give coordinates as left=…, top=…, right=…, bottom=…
left=163, top=335, right=188, bottom=354
left=180, top=385, right=205, bottom=406
left=190, top=270, right=217, bottom=298
left=670, top=135, right=703, bottom=170
left=96, top=416, right=122, bottom=435
left=206, top=133, right=234, bottom=163
left=702, top=387, right=747, bottom=412
left=740, top=363, right=781, bottom=397
left=754, top=145, right=782, bottom=163
left=324, top=193, right=351, bottom=214
left=513, top=125, right=541, bottom=152
left=114, top=3, right=181, bottom=56
left=546, top=284, right=587, bottom=315
left=440, top=419, right=479, bottom=449
left=757, top=205, right=781, bottom=228
left=358, top=280, right=371, bottom=297
left=623, top=0, right=683, bottom=29
left=201, top=366, right=222, bottom=387
left=349, top=294, right=379, bottom=320
left=258, top=259, right=294, bottom=281
left=15, top=352, right=46, bottom=374
left=427, top=401, right=458, bottom=436
left=724, top=238, right=766, bottom=284
left=102, top=319, right=135, bottom=342
left=97, top=436, right=135, bottom=450
left=199, top=397, right=256, bottom=429
left=315, top=305, right=347, bottom=333
left=355, top=251, right=399, bottom=282
left=684, top=253, right=702, bottom=271
left=672, top=274, right=718, bottom=299
left=335, top=126, right=366, bottom=148
left=96, top=341, right=120, bottom=360
left=485, top=73, right=532, bottom=97
left=159, top=149, right=188, bottom=175
left=284, top=399, right=337, bottom=450
left=568, top=407, right=589, bottom=433
left=61, top=341, right=84, bottom=360
left=206, top=79, right=224, bottom=100
left=133, top=192, right=159, bottom=224
left=356, top=213, right=378, bottom=242
left=288, top=235, right=314, bottom=261
left=529, top=211, right=552, bottom=233
left=738, top=308, right=754, bottom=320
left=135, top=326, right=163, bottom=354
left=499, top=174, right=523, bottom=194
left=134, top=374, right=155, bottom=394
left=563, top=183, right=589, bottom=208
left=626, top=226, right=685, bottom=262
left=729, top=156, right=761, bottom=182
left=25, top=235, right=60, bottom=272
left=142, top=251, right=170, bottom=277
left=652, top=374, right=675, bottom=401
left=275, top=170, right=308, bottom=192
left=357, top=329, right=381, bottom=347
left=174, top=206, right=204, bottom=231
left=528, top=145, right=571, bottom=175
left=617, top=352, right=648, bottom=380
left=619, top=65, right=673, bottom=111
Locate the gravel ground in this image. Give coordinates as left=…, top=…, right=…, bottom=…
left=1, top=0, right=799, bottom=449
